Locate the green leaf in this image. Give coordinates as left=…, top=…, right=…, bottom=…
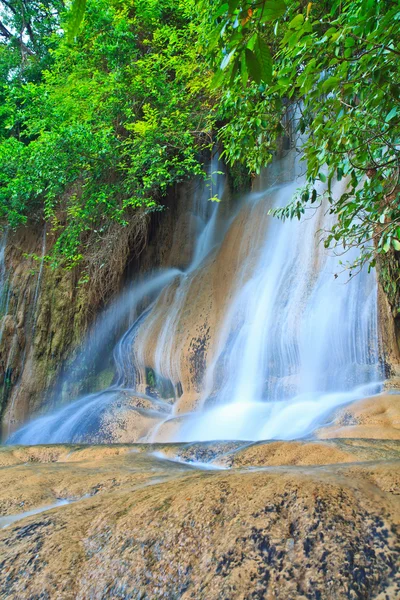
left=319, top=172, right=326, bottom=183
left=255, top=37, right=272, bottom=84
left=259, top=0, right=287, bottom=22
left=213, top=3, right=229, bottom=19
left=229, top=57, right=239, bottom=86
left=385, top=107, right=397, bottom=122
left=393, top=239, right=400, bottom=251
left=208, top=24, right=225, bottom=51
left=245, top=49, right=262, bottom=84
left=246, top=32, right=257, bottom=51
left=210, top=68, right=225, bottom=89
left=67, top=0, right=87, bottom=43
left=383, top=238, right=391, bottom=253
left=228, top=0, right=240, bottom=13
left=288, top=14, right=304, bottom=30
left=240, top=51, right=249, bottom=86
left=322, top=76, right=339, bottom=93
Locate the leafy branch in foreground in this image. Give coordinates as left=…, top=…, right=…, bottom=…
left=206, top=0, right=400, bottom=276
left=67, top=0, right=87, bottom=43
left=203, top=0, right=288, bottom=88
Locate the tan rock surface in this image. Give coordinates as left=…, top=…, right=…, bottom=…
left=86, top=392, right=172, bottom=444
left=0, top=441, right=399, bottom=599
left=317, top=394, right=400, bottom=440
left=214, top=438, right=400, bottom=468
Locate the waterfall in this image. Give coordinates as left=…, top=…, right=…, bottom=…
left=7, top=157, right=226, bottom=444
left=7, top=151, right=383, bottom=445
left=175, top=176, right=382, bottom=441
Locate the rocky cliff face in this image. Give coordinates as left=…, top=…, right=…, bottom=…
left=0, top=226, right=91, bottom=438
left=377, top=251, right=400, bottom=378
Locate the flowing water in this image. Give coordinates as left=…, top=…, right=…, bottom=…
left=174, top=176, right=382, bottom=441
left=7, top=157, right=227, bottom=444
left=7, top=151, right=383, bottom=445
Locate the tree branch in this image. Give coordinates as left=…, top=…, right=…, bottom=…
left=0, top=19, right=34, bottom=54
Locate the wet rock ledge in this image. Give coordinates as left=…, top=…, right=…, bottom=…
left=0, top=436, right=399, bottom=600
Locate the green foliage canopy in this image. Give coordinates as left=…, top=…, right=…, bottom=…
left=1, top=0, right=399, bottom=278
left=205, top=0, right=400, bottom=271
left=0, top=0, right=213, bottom=266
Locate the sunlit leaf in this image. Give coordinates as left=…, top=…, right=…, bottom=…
left=288, top=14, right=304, bottom=30
left=67, top=0, right=87, bottom=43
left=385, top=107, right=397, bottom=122
left=393, top=239, right=400, bottom=251
left=259, top=0, right=287, bottom=22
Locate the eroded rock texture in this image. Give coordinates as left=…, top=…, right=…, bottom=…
left=0, top=440, right=399, bottom=599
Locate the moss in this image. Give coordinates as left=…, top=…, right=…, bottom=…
left=91, top=368, right=115, bottom=392
left=146, top=367, right=156, bottom=388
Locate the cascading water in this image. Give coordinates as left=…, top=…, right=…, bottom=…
left=175, top=177, right=382, bottom=441
left=7, top=150, right=383, bottom=445
left=145, top=149, right=382, bottom=442
left=7, top=157, right=226, bottom=444
left=7, top=269, right=182, bottom=444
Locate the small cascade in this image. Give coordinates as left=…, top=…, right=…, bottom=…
left=134, top=155, right=227, bottom=390
left=7, top=269, right=180, bottom=444
left=190, top=159, right=225, bottom=271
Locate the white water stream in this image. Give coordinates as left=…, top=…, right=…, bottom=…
left=7, top=151, right=383, bottom=445
left=174, top=174, right=381, bottom=441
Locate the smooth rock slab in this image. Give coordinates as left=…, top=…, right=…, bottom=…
left=0, top=442, right=399, bottom=599
left=317, top=393, right=400, bottom=440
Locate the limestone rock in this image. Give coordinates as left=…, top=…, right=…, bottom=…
left=317, top=393, right=400, bottom=440
left=0, top=441, right=399, bottom=599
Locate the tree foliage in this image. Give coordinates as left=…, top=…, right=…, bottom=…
left=0, top=0, right=213, bottom=266
left=1, top=0, right=399, bottom=279
left=205, top=0, right=400, bottom=272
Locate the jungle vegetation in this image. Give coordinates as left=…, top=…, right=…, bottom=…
left=0, top=0, right=399, bottom=281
